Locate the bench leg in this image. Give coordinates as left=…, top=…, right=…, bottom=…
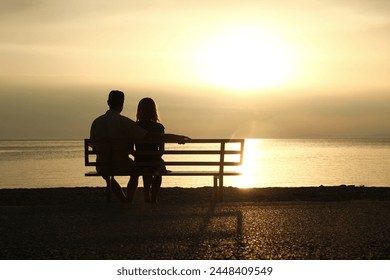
left=104, top=177, right=112, bottom=203
left=213, top=176, right=223, bottom=202
left=218, top=175, right=223, bottom=202
left=213, top=176, right=218, bottom=201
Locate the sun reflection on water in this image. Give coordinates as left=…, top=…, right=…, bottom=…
left=237, top=139, right=262, bottom=188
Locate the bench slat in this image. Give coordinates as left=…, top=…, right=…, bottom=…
left=85, top=171, right=242, bottom=177
left=85, top=161, right=242, bottom=167
left=86, top=138, right=244, bottom=144
left=132, top=150, right=242, bottom=155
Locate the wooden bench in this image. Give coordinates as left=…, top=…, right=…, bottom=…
left=84, top=138, right=245, bottom=202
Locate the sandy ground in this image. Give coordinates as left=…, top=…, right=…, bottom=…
left=0, top=186, right=389, bottom=260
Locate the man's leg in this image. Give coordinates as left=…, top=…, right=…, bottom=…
left=127, top=176, right=139, bottom=203
left=104, top=176, right=127, bottom=203
left=142, top=176, right=153, bottom=203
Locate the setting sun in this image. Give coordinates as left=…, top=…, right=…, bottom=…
left=194, top=27, right=298, bottom=91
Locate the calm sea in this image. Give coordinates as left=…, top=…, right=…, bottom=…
left=1, top=139, right=390, bottom=189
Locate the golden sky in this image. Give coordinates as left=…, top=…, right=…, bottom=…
left=1, top=0, right=390, bottom=139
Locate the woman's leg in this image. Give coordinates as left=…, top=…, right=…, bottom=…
left=151, top=175, right=162, bottom=203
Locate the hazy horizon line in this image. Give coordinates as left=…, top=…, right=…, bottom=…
left=2, top=134, right=390, bottom=142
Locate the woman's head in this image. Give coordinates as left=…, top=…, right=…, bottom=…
left=136, top=97, right=160, bottom=122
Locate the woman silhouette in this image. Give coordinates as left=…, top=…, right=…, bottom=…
left=134, top=97, right=166, bottom=203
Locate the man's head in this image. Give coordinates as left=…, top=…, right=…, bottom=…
left=107, top=90, right=124, bottom=112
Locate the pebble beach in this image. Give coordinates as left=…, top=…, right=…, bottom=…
left=1, top=186, right=389, bottom=260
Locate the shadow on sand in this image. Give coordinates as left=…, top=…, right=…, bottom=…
left=1, top=186, right=390, bottom=259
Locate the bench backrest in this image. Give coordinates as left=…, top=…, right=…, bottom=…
left=84, top=138, right=245, bottom=175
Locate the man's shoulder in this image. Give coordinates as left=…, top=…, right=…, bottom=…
left=118, top=114, right=134, bottom=122
left=90, top=110, right=147, bottom=139
left=117, top=114, right=139, bottom=127
left=93, top=110, right=131, bottom=121
left=91, top=113, right=108, bottom=128
left=92, top=111, right=138, bottom=128
left=92, top=110, right=113, bottom=120
left=92, top=113, right=107, bottom=122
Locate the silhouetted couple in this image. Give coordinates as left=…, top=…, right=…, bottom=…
left=90, top=90, right=189, bottom=203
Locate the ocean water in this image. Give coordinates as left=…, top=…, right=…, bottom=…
left=1, top=139, right=390, bottom=189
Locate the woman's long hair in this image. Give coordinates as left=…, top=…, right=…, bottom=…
left=136, top=97, right=160, bottom=122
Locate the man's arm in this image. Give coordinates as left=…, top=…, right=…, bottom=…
left=144, top=132, right=190, bottom=144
